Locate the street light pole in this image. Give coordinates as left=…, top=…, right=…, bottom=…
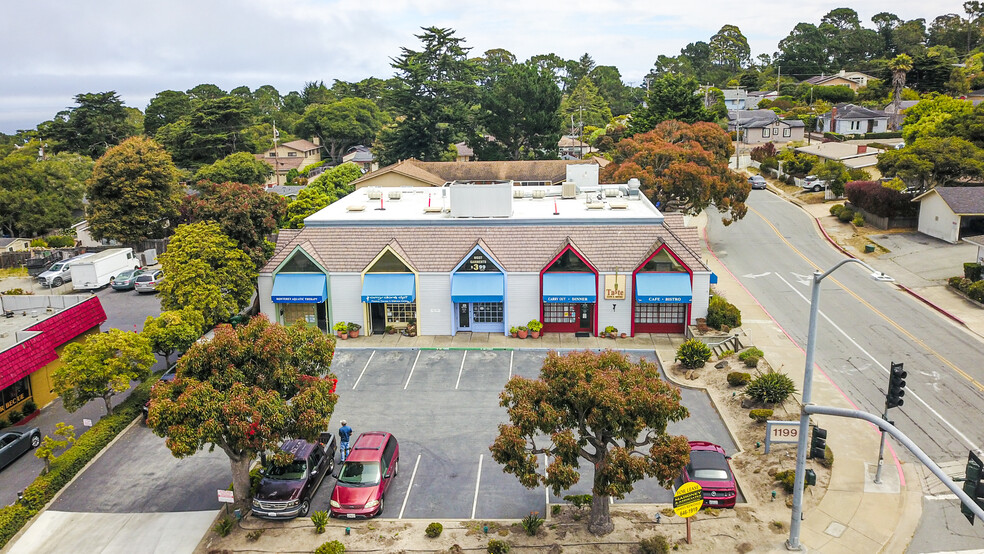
left=787, top=258, right=894, bottom=551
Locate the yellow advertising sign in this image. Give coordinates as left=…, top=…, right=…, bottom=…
left=604, top=274, right=625, bottom=300
left=673, top=482, right=704, bottom=518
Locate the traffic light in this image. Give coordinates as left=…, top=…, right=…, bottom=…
left=810, top=426, right=827, bottom=460
left=886, top=362, right=907, bottom=408
left=961, top=451, right=984, bottom=525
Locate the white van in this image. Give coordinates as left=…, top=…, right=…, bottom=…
left=71, top=248, right=140, bottom=291
left=36, top=253, right=95, bottom=288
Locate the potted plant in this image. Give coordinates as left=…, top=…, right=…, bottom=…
left=510, top=326, right=519, bottom=338
left=405, top=318, right=417, bottom=337
left=517, top=325, right=528, bottom=339
left=333, top=321, right=349, bottom=339
left=347, top=322, right=361, bottom=338
left=604, top=325, right=618, bottom=339
left=527, top=319, right=543, bottom=339
left=620, top=332, right=628, bottom=339
left=386, top=325, right=396, bottom=334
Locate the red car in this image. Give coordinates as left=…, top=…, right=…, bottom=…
left=329, top=431, right=399, bottom=518
left=681, top=441, right=737, bottom=508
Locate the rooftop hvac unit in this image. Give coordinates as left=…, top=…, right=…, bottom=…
left=532, top=189, right=546, bottom=199
left=561, top=181, right=576, bottom=199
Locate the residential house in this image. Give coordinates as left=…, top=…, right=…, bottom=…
left=912, top=187, right=984, bottom=243
left=349, top=158, right=601, bottom=190
left=453, top=142, right=475, bottom=163
left=728, top=110, right=805, bottom=144
left=722, top=89, right=748, bottom=110
left=558, top=136, right=597, bottom=159
left=963, top=234, right=984, bottom=265
left=817, top=104, right=889, bottom=135
left=256, top=138, right=323, bottom=186
left=802, top=70, right=876, bottom=92
left=267, top=185, right=307, bottom=200
left=794, top=142, right=884, bottom=172
left=342, top=145, right=378, bottom=173
left=0, top=238, right=30, bottom=252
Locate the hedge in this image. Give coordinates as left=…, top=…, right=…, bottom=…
left=844, top=181, right=918, bottom=218
left=0, top=379, right=153, bottom=548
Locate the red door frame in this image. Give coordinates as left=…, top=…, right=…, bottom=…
left=539, top=245, right=599, bottom=335
left=630, top=245, right=693, bottom=335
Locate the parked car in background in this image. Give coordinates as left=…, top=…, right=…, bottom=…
left=748, top=175, right=768, bottom=190
left=134, top=270, right=164, bottom=293
left=252, top=434, right=337, bottom=519
left=330, top=431, right=399, bottom=519
left=36, top=253, right=94, bottom=288
left=110, top=268, right=146, bottom=291
left=802, top=175, right=826, bottom=192
left=0, top=427, right=41, bottom=472
left=680, top=441, right=737, bottom=508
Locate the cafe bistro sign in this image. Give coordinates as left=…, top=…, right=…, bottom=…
left=604, top=275, right=625, bottom=300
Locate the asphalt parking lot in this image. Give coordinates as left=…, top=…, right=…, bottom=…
left=49, top=348, right=740, bottom=519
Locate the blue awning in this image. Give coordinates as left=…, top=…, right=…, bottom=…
left=271, top=273, right=327, bottom=303
left=542, top=273, right=596, bottom=303
left=452, top=273, right=504, bottom=303
left=635, top=273, right=692, bottom=303
left=361, top=273, right=416, bottom=303
left=710, top=272, right=718, bottom=284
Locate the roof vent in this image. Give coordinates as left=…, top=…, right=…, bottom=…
left=346, top=205, right=365, bottom=212
left=367, top=189, right=382, bottom=200
left=532, top=189, right=546, bottom=199
left=388, top=190, right=402, bottom=200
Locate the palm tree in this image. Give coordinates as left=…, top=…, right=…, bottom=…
left=888, top=54, right=914, bottom=131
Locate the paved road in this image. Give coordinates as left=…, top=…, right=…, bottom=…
left=707, top=190, right=984, bottom=550
left=50, top=348, right=740, bottom=520
left=1, top=286, right=164, bottom=507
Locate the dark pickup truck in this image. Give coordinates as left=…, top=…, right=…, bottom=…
left=251, top=432, right=337, bottom=519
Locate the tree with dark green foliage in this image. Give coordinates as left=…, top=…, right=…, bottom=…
left=296, top=98, right=387, bottom=163
left=629, top=73, right=712, bottom=135
left=476, top=48, right=517, bottom=87
left=877, top=136, right=984, bottom=191
left=285, top=163, right=363, bottom=228
left=709, top=24, right=751, bottom=71
left=86, top=136, right=181, bottom=243
left=145, top=90, right=193, bottom=137
left=0, top=142, right=91, bottom=237
left=39, top=92, right=139, bottom=158
left=560, top=77, right=613, bottom=130
left=193, top=152, right=272, bottom=185
left=475, top=62, right=562, bottom=160
left=589, top=65, right=641, bottom=116
left=380, top=27, right=478, bottom=164
left=186, top=84, right=226, bottom=101
left=157, top=96, right=253, bottom=168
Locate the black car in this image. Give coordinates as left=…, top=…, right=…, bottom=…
left=0, top=427, right=42, bottom=471
left=252, top=433, right=337, bottom=519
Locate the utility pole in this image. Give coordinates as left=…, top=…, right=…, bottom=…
left=273, top=122, right=281, bottom=187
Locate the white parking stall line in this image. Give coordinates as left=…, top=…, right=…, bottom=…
left=404, top=350, right=422, bottom=390
left=351, top=351, right=375, bottom=390
left=471, top=454, right=484, bottom=519
left=398, top=454, right=422, bottom=519
left=454, top=351, right=468, bottom=390
left=508, top=350, right=514, bottom=379
left=775, top=273, right=983, bottom=455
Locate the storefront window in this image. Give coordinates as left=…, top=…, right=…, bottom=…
left=282, top=303, right=317, bottom=326
left=543, top=303, right=577, bottom=323
left=387, top=303, right=417, bottom=326
left=2, top=377, right=31, bottom=412
left=634, top=304, right=687, bottom=324
left=471, top=302, right=503, bottom=323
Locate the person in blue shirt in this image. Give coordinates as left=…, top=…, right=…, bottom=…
left=338, top=420, right=353, bottom=461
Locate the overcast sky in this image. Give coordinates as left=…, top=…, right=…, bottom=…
left=0, top=0, right=962, bottom=134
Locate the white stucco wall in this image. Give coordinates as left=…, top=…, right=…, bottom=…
left=691, top=272, right=712, bottom=323
left=329, top=273, right=363, bottom=329
left=258, top=274, right=274, bottom=322
left=418, top=273, right=452, bottom=335
left=506, top=273, right=540, bottom=329
left=917, top=193, right=960, bottom=243
left=597, top=273, right=633, bottom=335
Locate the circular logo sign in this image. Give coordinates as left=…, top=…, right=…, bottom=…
left=673, top=482, right=704, bottom=518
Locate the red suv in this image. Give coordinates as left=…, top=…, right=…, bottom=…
left=329, top=431, right=399, bottom=518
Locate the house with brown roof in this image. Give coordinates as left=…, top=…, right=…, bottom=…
left=256, top=138, right=323, bottom=185
left=912, top=187, right=984, bottom=243
left=802, top=70, right=876, bottom=92
left=349, top=158, right=600, bottom=190
left=259, top=167, right=712, bottom=338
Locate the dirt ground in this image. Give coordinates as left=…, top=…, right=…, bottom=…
left=196, top=352, right=831, bottom=554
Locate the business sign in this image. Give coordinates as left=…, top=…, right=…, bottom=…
left=217, top=490, right=235, bottom=504
left=271, top=294, right=322, bottom=303
left=637, top=295, right=690, bottom=303
left=673, top=482, right=704, bottom=518
left=544, top=296, right=592, bottom=303
left=764, top=420, right=799, bottom=453
left=460, top=251, right=496, bottom=272
left=362, top=294, right=413, bottom=303
left=604, top=275, right=626, bottom=300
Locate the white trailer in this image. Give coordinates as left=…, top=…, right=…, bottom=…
left=71, top=248, right=140, bottom=290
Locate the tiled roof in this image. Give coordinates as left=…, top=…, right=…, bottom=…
left=351, top=158, right=599, bottom=188
left=262, top=220, right=707, bottom=275
left=0, top=296, right=106, bottom=390
left=832, top=103, right=888, bottom=119
left=282, top=139, right=320, bottom=152
left=255, top=154, right=306, bottom=172
left=925, top=187, right=984, bottom=214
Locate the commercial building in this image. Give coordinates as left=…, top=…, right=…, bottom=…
left=0, top=295, right=106, bottom=419
left=258, top=164, right=713, bottom=337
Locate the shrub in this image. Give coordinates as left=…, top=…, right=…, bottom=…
left=727, top=372, right=752, bottom=387
left=315, top=540, right=346, bottom=554
left=564, top=494, right=592, bottom=512
left=551, top=505, right=561, bottom=516
left=0, top=417, right=7, bottom=429
left=21, top=400, right=36, bottom=415
left=706, top=295, right=741, bottom=329
left=742, top=355, right=760, bottom=368
left=718, top=349, right=734, bottom=359
left=837, top=208, right=855, bottom=222
left=746, top=369, right=797, bottom=405
left=1, top=288, right=32, bottom=295
left=45, top=236, right=76, bottom=248
left=676, top=338, right=712, bottom=369
left=246, top=529, right=264, bottom=541
left=526, top=319, right=543, bottom=332
left=852, top=213, right=865, bottom=227
left=639, top=535, right=671, bottom=554
left=748, top=409, right=774, bottom=423
left=829, top=204, right=844, bottom=217
left=968, top=280, right=984, bottom=303
left=332, top=322, right=348, bottom=333
left=29, top=238, right=48, bottom=248
left=844, top=181, right=917, bottom=218
left=965, top=263, right=983, bottom=282
left=949, top=276, right=965, bottom=289
left=6, top=410, right=22, bottom=424
left=521, top=511, right=543, bottom=536
left=487, top=539, right=511, bottom=554
left=213, top=516, right=234, bottom=537
left=775, top=469, right=809, bottom=493
left=425, top=522, right=444, bottom=538
left=738, top=347, right=763, bottom=366
left=817, top=444, right=835, bottom=469
left=312, top=510, right=329, bottom=534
